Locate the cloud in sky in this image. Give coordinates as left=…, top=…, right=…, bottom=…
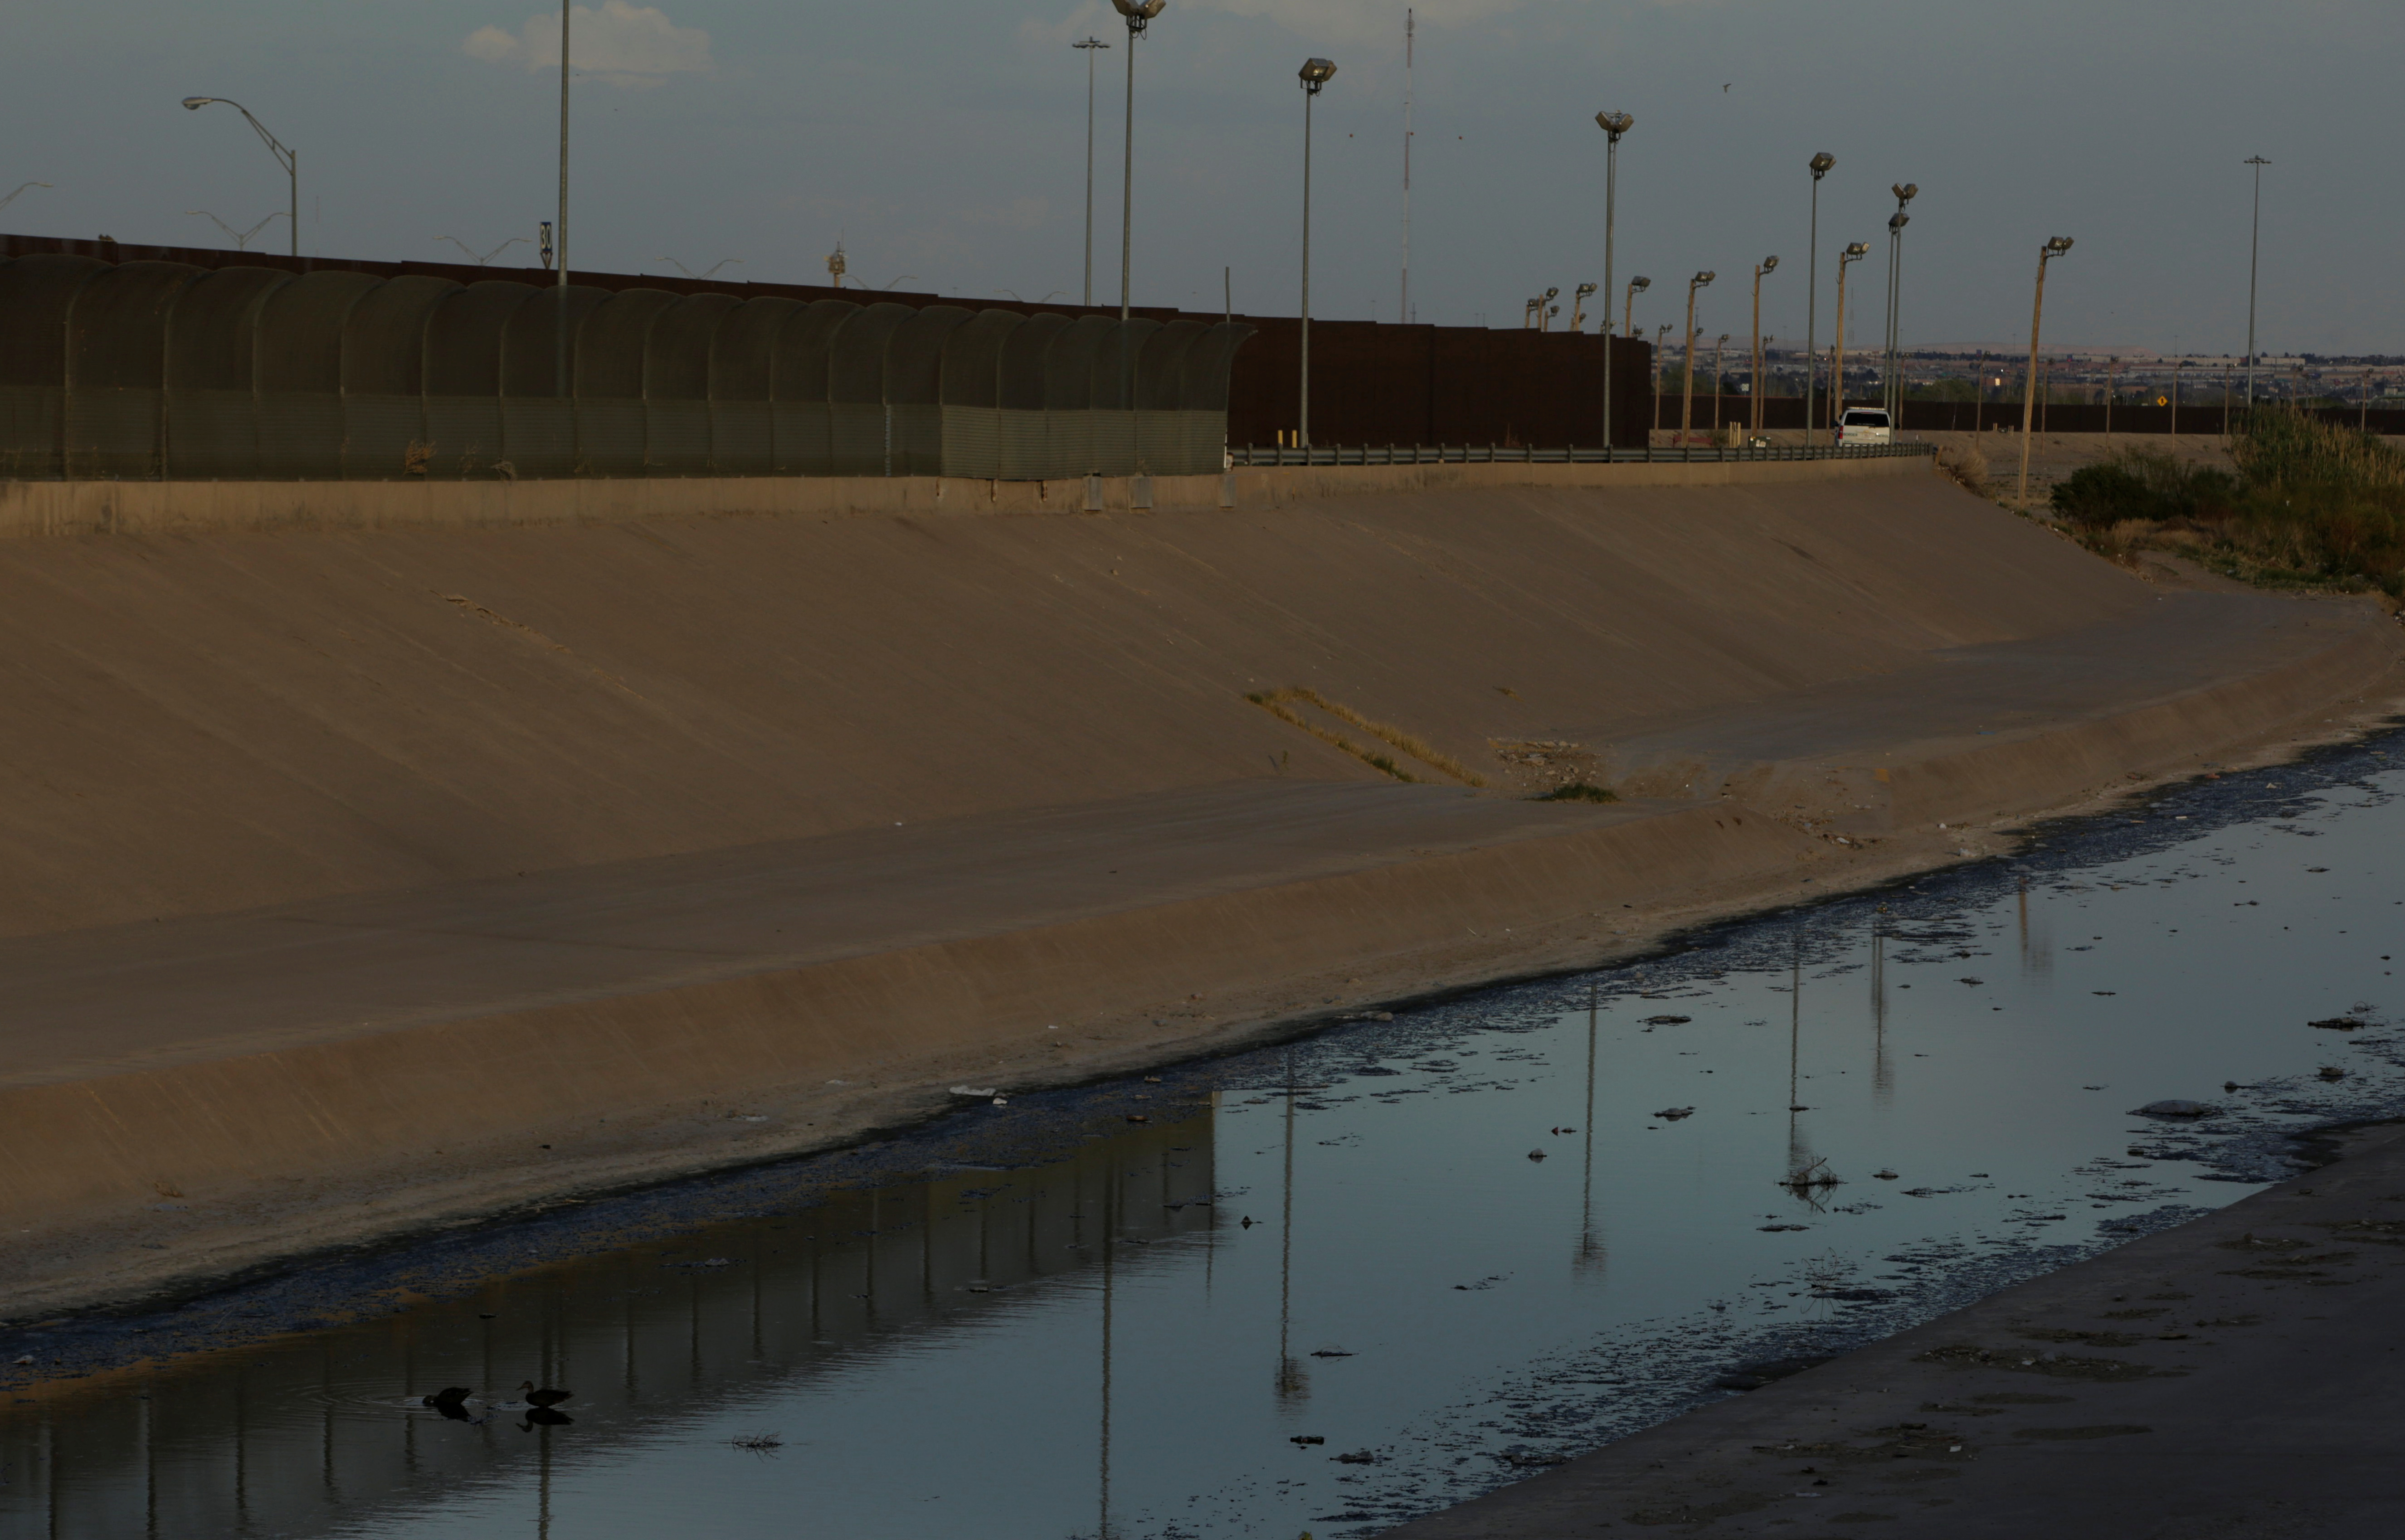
left=464, top=1, right=709, bottom=88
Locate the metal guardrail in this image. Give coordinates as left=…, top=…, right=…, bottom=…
left=1227, top=441, right=1938, bottom=467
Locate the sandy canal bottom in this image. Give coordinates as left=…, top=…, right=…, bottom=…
left=5, top=737, right=2404, bottom=1540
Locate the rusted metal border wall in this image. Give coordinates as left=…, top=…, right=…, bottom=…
left=0, top=249, right=1248, bottom=481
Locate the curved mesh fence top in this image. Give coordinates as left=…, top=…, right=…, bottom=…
left=0, top=257, right=1245, bottom=481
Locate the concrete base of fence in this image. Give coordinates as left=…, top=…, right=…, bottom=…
left=0, top=451, right=1931, bottom=539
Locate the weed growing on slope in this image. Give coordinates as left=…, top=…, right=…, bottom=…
left=2050, top=411, right=2405, bottom=596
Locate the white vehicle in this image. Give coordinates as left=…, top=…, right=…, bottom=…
left=1834, top=407, right=1893, bottom=445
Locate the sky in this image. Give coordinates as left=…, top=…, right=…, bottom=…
left=4, top=0, right=2399, bottom=354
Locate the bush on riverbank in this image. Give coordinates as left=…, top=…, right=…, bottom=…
left=2051, top=410, right=2405, bottom=596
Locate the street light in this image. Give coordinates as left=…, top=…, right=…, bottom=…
left=1750, top=256, right=1778, bottom=434
left=1884, top=183, right=1917, bottom=419
left=1804, top=151, right=1835, bottom=445
left=1570, top=281, right=1597, bottom=332
left=1595, top=110, right=1634, bottom=453
left=1622, top=274, right=1650, bottom=338
left=2016, top=236, right=2074, bottom=505
left=1112, top=0, right=1168, bottom=322
left=1712, top=332, right=1729, bottom=435
left=1297, top=54, right=1336, bottom=450
left=1073, top=37, right=1111, bottom=307
left=1681, top=270, right=1716, bottom=443
left=1537, top=284, right=1560, bottom=332
left=1833, top=242, right=1867, bottom=426
left=2243, top=155, right=2269, bottom=411
left=180, top=97, right=296, bottom=257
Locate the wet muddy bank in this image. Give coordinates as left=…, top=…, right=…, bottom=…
left=8, top=729, right=2405, bottom=1538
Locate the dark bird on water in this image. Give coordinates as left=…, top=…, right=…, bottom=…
left=519, top=1380, right=573, bottom=1408
left=420, top=1387, right=473, bottom=1408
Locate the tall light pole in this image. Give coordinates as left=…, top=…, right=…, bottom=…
left=1297, top=56, right=1337, bottom=450
left=2243, top=155, right=2269, bottom=411
left=2016, top=236, right=2074, bottom=505
left=1804, top=151, right=1835, bottom=445
left=1832, top=242, right=1867, bottom=424
left=1884, top=182, right=1916, bottom=419
left=1622, top=274, right=1649, bottom=338
left=1111, top=0, right=1167, bottom=322
left=1595, top=111, right=1634, bottom=452
left=1074, top=38, right=1110, bottom=307
left=1570, top=281, right=1597, bottom=332
left=1712, top=332, right=1729, bottom=435
left=1680, top=269, right=1715, bottom=442
left=1750, top=256, right=1778, bottom=434
left=180, top=97, right=296, bottom=257
left=1401, top=9, right=1415, bottom=325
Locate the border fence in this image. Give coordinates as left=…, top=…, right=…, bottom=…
left=0, top=253, right=1248, bottom=481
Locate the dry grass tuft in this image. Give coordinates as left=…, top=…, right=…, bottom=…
left=1936, top=439, right=1990, bottom=496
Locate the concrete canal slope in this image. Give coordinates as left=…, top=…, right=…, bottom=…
left=1383, top=1121, right=2405, bottom=1540
left=0, top=457, right=2398, bottom=1314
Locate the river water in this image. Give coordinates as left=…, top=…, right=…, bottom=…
left=5, top=736, right=2403, bottom=1540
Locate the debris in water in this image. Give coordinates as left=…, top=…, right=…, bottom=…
left=949, top=1085, right=998, bottom=1098
left=1309, top=1348, right=1354, bottom=1358
left=2319, top=1066, right=2348, bottom=1081
left=1643, top=1015, right=1691, bottom=1025
left=1758, top=1224, right=1810, bottom=1233
left=1336, top=1450, right=1376, bottom=1464
left=730, top=1431, right=784, bottom=1451
left=1654, top=1107, right=1695, bottom=1122
left=1526, top=1148, right=1547, bottom=1161
left=1873, top=1169, right=1900, bottom=1181
left=2132, top=1100, right=2219, bottom=1118
left=2309, top=1018, right=2364, bottom=1031
left=1290, top=1434, right=1325, bottom=1446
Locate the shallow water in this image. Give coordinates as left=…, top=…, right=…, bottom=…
left=5, top=736, right=2404, bottom=1540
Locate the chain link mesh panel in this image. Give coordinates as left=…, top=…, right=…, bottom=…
left=161, top=266, right=291, bottom=481
left=341, top=274, right=458, bottom=480
left=0, top=255, right=104, bottom=479
left=769, top=299, right=857, bottom=476
left=645, top=292, right=737, bottom=476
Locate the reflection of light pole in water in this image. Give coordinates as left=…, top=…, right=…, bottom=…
left=1098, top=1171, right=1116, bottom=1540
left=1577, top=980, right=1605, bottom=1273
left=1784, top=927, right=1820, bottom=1198
left=1278, top=1047, right=1309, bottom=1400
left=1871, top=913, right=1893, bottom=1103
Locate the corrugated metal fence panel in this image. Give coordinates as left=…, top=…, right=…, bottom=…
left=342, top=274, right=458, bottom=478
left=707, top=296, right=796, bottom=476
left=1178, top=324, right=1251, bottom=473
left=1133, top=320, right=1202, bottom=475
left=420, top=281, right=534, bottom=479
left=828, top=303, right=914, bottom=476
left=1087, top=321, right=1153, bottom=477
left=163, top=267, right=291, bottom=480
left=499, top=285, right=609, bottom=476
left=936, top=309, right=1018, bottom=479
left=1045, top=316, right=1112, bottom=480
left=886, top=306, right=973, bottom=477
left=255, top=271, right=380, bottom=480
left=996, top=312, right=1069, bottom=481
left=576, top=288, right=678, bottom=476
left=646, top=292, right=736, bottom=475
left=770, top=299, right=857, bottom=475
left=0, top=255, right=104, bottom=478
left=65, top=262, right=199, bottom=479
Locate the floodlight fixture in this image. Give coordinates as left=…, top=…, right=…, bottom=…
left=1299, top=56, right=1337, bottom=90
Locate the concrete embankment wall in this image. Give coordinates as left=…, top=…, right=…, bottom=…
left=0, top=454, right=2066, bottom=938
left=10, top=455, right=2404, bottom=1314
